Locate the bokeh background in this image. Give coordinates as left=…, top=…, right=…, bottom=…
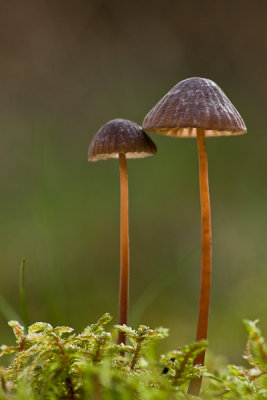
left=0, top=0, right=266, bottom=363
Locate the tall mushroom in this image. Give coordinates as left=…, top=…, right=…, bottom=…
left=142, top=77, right=246, bottom=395
left=88, top=118, right=157, bottom=345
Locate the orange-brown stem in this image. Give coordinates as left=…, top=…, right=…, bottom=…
left=188, top=129, right=212, bottom=396
left=117, top=153, right=129, bottom=346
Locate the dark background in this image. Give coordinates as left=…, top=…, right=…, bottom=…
left=0, top=0, right=266, bottom=363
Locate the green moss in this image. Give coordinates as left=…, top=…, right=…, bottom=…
left=0, top=315, right=266, bottom=399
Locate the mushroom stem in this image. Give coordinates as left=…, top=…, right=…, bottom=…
left=117, top=153, right=129, bottom=346
left=188, top=129, right=212, bottom=396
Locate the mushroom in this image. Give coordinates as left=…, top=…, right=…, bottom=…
left=88, top=118, right=157, bottom=345
left=142, top=77, right=246, bottom=395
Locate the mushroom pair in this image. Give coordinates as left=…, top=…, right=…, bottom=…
left=88, top=78, right=246, bottom=395
left=88, top=119, right=157, bottom=345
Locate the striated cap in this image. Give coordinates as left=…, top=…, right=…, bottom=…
left=88, top=118, right=157, bottom=161
left=142, top=77, right=247, bottom=138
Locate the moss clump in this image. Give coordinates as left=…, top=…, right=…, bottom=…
left=0, top=315, right=266, bottom=399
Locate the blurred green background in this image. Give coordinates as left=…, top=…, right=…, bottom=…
left=0, top=0, right=266, bottom=363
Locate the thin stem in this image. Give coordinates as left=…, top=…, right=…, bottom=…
left=188, top=129, right=212, bottom=396
left=130, top=337, right=143, bottom=369
left=19, top=258, right=29, bottom=328
left=117, top=153, right=129, bottom=346
left=93, top=375, right=103, bottom=400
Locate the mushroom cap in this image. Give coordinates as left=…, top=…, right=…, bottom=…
left=142, top=77, right=247, bottom=137
left=88, top=118, right=157, bottom=161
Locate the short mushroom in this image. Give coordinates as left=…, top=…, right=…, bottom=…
left=142, top=77, right=246, bottom=395
left=88, top=118, right=157, bottom=345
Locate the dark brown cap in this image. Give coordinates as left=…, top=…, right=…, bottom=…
left=142, top=77, right=247, bottom=137
left=88, top=118, right=157, bottom=161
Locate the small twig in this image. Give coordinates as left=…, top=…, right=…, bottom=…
left=130, top=337, right=144, bottom=369
left=244, top=336, right=265, bottom=381
left=173, top=350, right=192, bottom=386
